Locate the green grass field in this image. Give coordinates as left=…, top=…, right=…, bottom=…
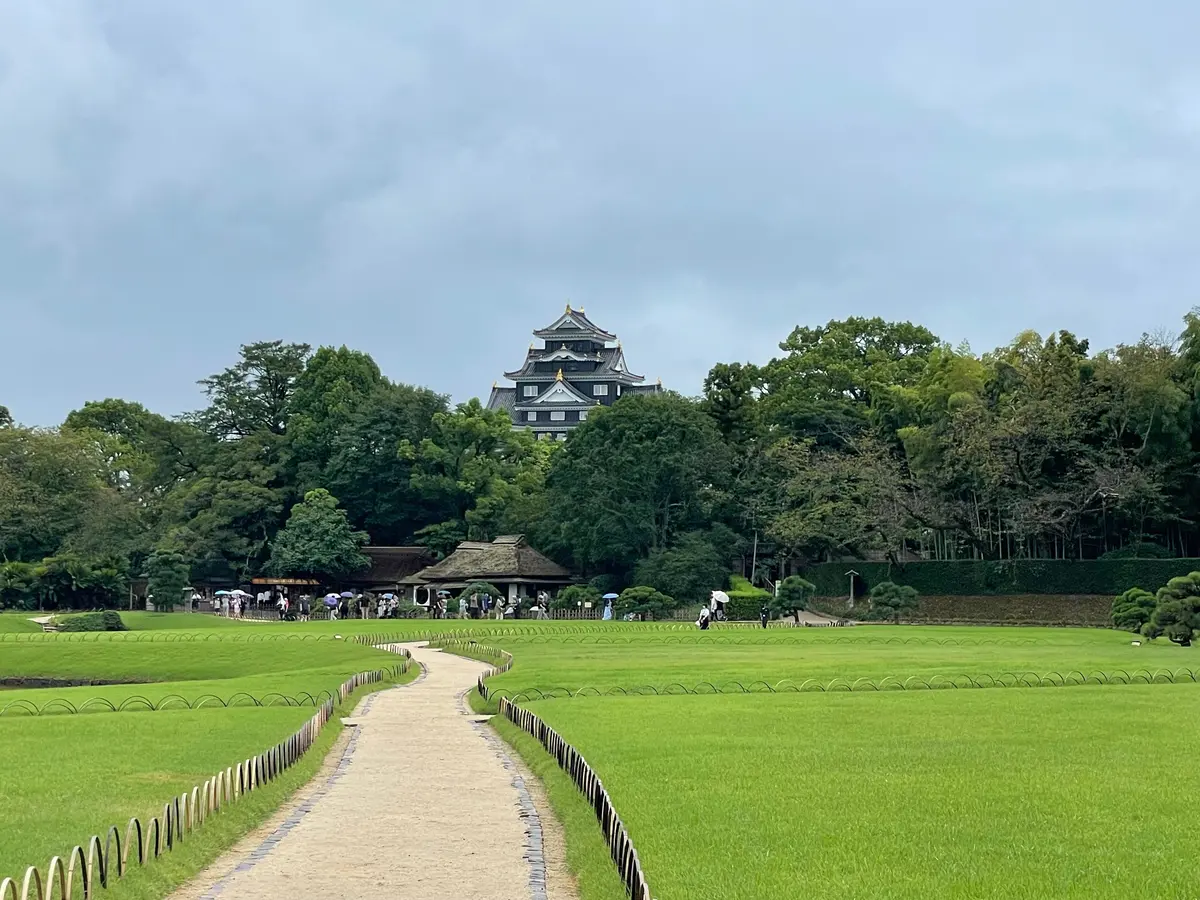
left=5, top=613, right=1198, bottom=900
left=0, top=707, right=314, bottom=881
left=527, top=686, right=1200, bottom=899
left=471, top=625, right=1189, bottom=702
left=0, top=615, right=416, bottom=893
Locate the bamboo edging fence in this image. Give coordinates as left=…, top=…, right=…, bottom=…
left=429, top=639, right=654, bottom=900
left=0, top=648, right=411, bottom=900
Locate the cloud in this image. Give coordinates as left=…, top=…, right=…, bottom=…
left=3, top=1, right=1200, bottom=424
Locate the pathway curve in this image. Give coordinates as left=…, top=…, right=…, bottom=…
left=170, top=644, right=574, bottom=900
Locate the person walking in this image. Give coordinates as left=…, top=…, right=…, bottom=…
left=697, top=603, right=711, bottom=630
left=760, top=604, right=769, bottom=629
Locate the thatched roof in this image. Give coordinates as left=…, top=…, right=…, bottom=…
left=415, top=535, right=571, bottom=583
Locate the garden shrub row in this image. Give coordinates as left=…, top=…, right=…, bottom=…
left=58, top=610, right=128, bottom=632
left=801, top=559, right=1200, bottom=599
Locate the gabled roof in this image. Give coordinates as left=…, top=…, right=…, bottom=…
left=414, top=535, right=572, bottom=583
left=533, top=305, right=616, bottom=342
left=524, top=375, right=597, bottom=406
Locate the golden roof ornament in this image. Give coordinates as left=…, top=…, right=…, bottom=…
left=556, top=369, right=564, bottom=381
left=565, top=301, right=572, bottom=312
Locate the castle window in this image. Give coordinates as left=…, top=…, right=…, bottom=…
left=550, top=411, right=566, bottom=421
left=593, top=384, right=609, bottom=396
left=579, top=410, right=588, bottom=421
left=526, top=411, right=537, bottom=422
left=524, top=385, right=538, bottom=397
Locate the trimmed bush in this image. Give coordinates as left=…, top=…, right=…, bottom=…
left=725, top=575, right=771, bottom=620
left=867, top=582, right=919, bottom=622
left=1111, top=588, right=1157, bottom=632
left=801, top=559, right=1200, bottom=599
left=59, top=611, right=128, bottom=632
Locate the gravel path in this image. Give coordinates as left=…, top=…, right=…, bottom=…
left=170, top=644, right=577, bottom=900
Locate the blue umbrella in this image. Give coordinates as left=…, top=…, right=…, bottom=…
left=602, top=593, right=619, bottom=600
left=339, top=591, right=354, bottom=598
left=323, top=595, right=339, bottom=607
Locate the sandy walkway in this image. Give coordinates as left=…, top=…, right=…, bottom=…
left=170, top=644, right=576, bottom=900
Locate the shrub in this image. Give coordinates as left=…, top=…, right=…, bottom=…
left=1111, top=588, right=1157, bottom=632
left=554, top=584, right=601, bottom=611
left=769, top=576, right=815, bottom=623
left=867, top=581, right=919, bottom=622
left=1142, top=572, right=1200, bottom=646
left=59, top=611, right=128, bottom=632
left=726, top=574, right=771, bottom=620
left=615, top=586, right=677, bottom=621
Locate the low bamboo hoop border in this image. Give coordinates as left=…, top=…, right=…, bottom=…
left=0, top=647, right=412, bottom=900
left=427, top=639, right=654, bottom=900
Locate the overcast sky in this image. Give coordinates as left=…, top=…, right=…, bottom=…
left=3, top=1, right=1199, bottom=426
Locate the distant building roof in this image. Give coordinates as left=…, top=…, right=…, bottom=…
left=344, top=546, right=436, bottom=586
left=486, top=385, right=517, bottom=415
left=414, top=535, right=572, bottom=583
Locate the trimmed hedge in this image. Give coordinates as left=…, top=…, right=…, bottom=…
left=724, top=575, right=770, bottom=620
left=59, top=611, right=128, bottom=632
left=813, top=594, right=1112, bottom=626
left=802, top=559, right=1200, bottom=599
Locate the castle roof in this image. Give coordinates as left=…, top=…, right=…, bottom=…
left=533, top=305, right=617, bottom=342
left=503, top=344, right=644, bottom=383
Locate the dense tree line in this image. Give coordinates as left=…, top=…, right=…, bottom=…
left=4, top=310, right=1200, bottom=610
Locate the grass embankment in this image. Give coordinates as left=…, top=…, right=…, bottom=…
left=530, top=686, right=1200, bottom=900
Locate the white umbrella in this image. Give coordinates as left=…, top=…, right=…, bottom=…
left=214, top=590, right=231, bottom=596
left=711, top=590, right=730, bottom=605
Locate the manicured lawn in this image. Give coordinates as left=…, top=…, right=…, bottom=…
left=529, top=686, right=1200, bottom=900
left=0, top=624, right=416, bottom=894
left=0, top=637, right=399, bottom=683
left=0, top=707, right=314, bottom=885
left=478, top=625, right=1193, bottom=699
left=0, top=612, right=41, bottom=632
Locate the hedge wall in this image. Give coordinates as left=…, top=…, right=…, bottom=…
left=812, top=594, right=1111, bottom=626
left=802, top=559, right=1200, bottom=599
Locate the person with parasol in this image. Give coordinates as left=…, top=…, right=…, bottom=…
left=710, top=590, right=729, bottom=622
left=602, top=593, right=618, bottom=620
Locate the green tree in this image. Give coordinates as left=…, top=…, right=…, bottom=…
left=547, top=393, right=730, bottom=572
left=769, top=575, right=814, bottom=623
left=194, top=340, right=312, bottom=438
left=615, top=585, right=677, bottom=621
left=632, top=532, right=728, bottom=604
left=319, top=381, right=448, bottom=544
left=145, top=548, right=191, bottom=612
left=1111, top=587, right=1157, bottom=632
left=0, top=405, right=12, bottom=428
left=0, top=561, right=37, bottom=610
left=867, top=581, right=920, bottom=622
left=759, top=316, right=939, bottom=443
left=1143, top=572, right=1200, bottom=646
left=267, top=489, right=370, bottom=584
left=402, top=399, right=543, bottom=545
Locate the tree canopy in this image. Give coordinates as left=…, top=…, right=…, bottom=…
left=10, top=309, right=1200, bottom=612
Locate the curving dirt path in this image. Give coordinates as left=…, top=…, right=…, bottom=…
left=169, top=644, right=577, bottom=900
